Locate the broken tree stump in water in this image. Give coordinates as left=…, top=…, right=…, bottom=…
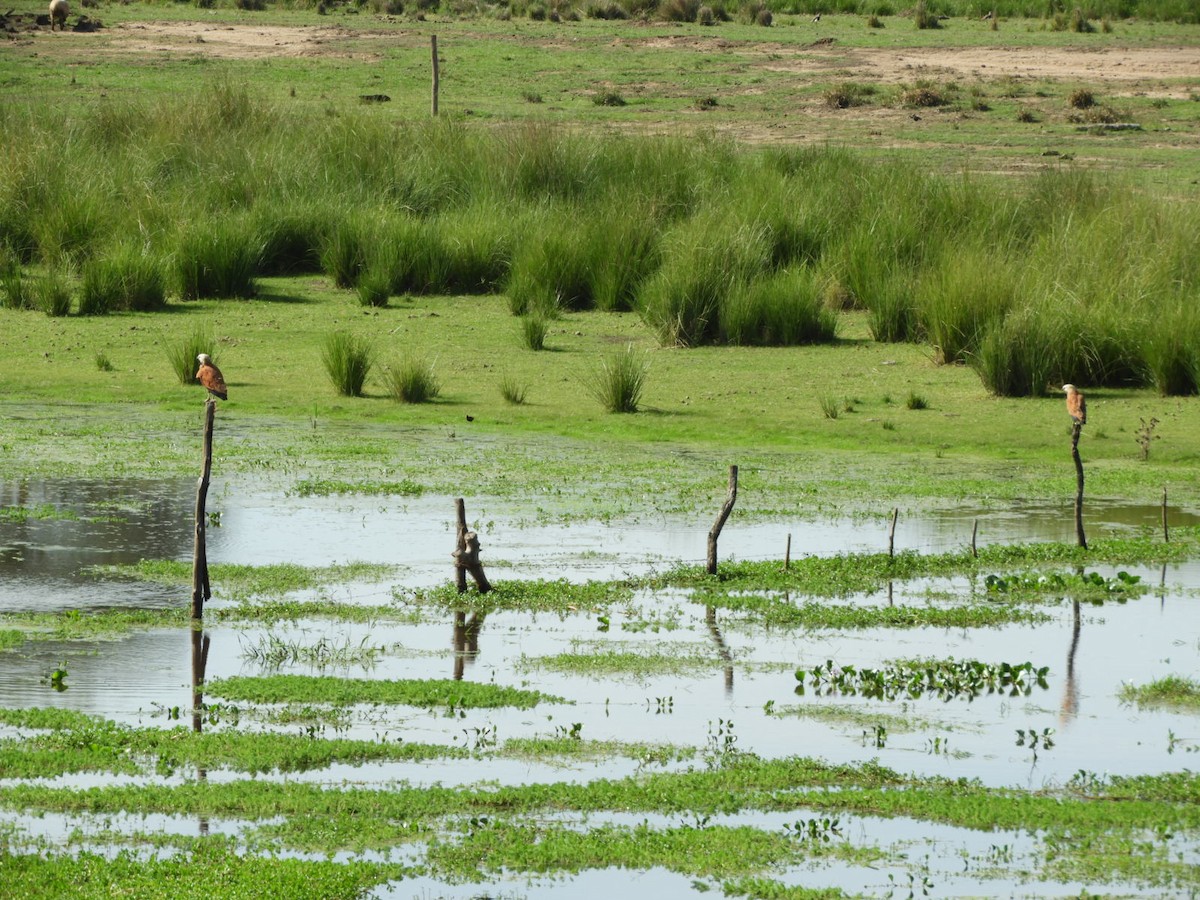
left=706, top=465, right=738, bottom=576
left=453, top=498, right=492, bottom=593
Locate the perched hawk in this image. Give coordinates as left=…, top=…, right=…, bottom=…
left=1063, top=384, right=1086, bottom=426
left=196, top=354, right=228, bottom=401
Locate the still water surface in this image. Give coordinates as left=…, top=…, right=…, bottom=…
left=2, top=476, right=1198, bottom=897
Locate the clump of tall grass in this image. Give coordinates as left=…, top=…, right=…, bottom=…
left=355, top=269, right=390, bottom=308
left=382, top=354, right=440, bottom=403
left=861, top=268, right=917, bottom=343
left=36, top=269, right=72, bottom=317
left=165, top=325, right=216, bottom=386
left=175, top=219, right=259, bottom=300
left=719, top=268, right=838, bottom=346
left=586, top=344, right=648, bottom=413
left=320, top=213, right=372, bottom=289
left=520, top=314, right=550, bottom=351
left=95, top=351, right=114, bottom=372
left=321, top=332, right=375, bottom=397
left=906, top=391, right=929, bottom=410
left=638, top=209, right=771, bottom=347
left=255, top=205, right=333, bottom=276
left=971, top=305, right=1077, bottom=397
left=506, top=209, right=597, bottom=314
left=914, top=0, right=941, bottom=28
left=917, top=249, right=1018, bottom=364
left=1142, top=307, right=1198, bottom=395
left=819, top=396, right=840, bottom=420
left=0, top=252, right=30, bottom=310
left=499, top=373, right=528, bottom=405
left=79, top=244, right=166, bottom=314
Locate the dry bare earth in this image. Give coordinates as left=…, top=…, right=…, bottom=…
left=16, top=19, right=1200, bottom=174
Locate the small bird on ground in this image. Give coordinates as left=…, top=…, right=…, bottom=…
left=196, top=353, right=228, bottom=401
left=812, top=12, right=820, bottom=22
left=1063, top=384, right=1086, bottom=426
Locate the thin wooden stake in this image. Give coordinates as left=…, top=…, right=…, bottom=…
left=431, top=35, right=439, bottom=116
left=1071, top=422, right=1087, bottom=550
left=706, top=465, right=738, bottom=576
left=971, top=519, right=978, bottom=559
left=1162, top=486, right=1170, bottom=544
left=784, top=533, right=791, bottom=571
left=888, top=507, right=899, bottom=560
left=191, top=400, right=215, bottom=619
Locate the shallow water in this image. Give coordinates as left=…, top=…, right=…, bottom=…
left=2, top=475, right=1199, bottom=895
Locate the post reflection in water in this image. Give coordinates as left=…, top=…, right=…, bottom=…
left=704, top=606, right=734, bottom=696
left=452, top=611, right=485, bottom=681
left=1059, top=599, right=1081, bottom=727
left=190, top=626, right=211, bottom=837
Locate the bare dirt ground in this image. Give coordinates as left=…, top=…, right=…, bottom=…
left=56, top=20, right=1200, bottom=96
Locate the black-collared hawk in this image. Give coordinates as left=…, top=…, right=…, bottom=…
left=1063, top=384, right=1086, bottom=426
left=196, top=353, right=228, bottom=401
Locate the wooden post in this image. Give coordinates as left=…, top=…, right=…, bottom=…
left=706, top=465, right=738, bottom=576
left=1071, top=422, right=1087, bottom=550
left=452, top=498, right=491, bottom=593
left=454, top=498, right=468, bottom=594
left=784, top=533, right=791, bottom=571
left=971, top=519, right=978, bottom=559
left=431, top=35, right=439, bottom=116
left=191, top=400, right=215, bottom=619
left=1162, top=486, right=1169, bottom=544
left=888, top=507, right=899, bottom=560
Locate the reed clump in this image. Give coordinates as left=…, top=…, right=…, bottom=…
left=3, top=88, right=1200, bottom=395
left=382, top=355, right=440, bottom=404
left=165, top=325, right=216, bottom=386
left=321, top=332, right=375, bottom=398
left=586, top=344, right=649, bottom=413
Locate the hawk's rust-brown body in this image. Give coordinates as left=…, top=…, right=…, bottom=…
left=196, top=354, right=228, bottom=401
left=1063, top=384, right=1086, bottom=426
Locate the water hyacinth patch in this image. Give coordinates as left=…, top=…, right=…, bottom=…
left=794, top=658, right=1051, bottom=701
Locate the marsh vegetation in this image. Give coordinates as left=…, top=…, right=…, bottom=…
left=2, top=5, right=1200, bottom=897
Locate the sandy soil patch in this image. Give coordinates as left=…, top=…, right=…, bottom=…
left=103, top=22, right=1200, bottom=99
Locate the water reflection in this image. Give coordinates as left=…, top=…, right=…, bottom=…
left=190, top=627, right=211, bottom=837
left=451, top=611, right=484, bottom=681
left=703, top=606, right=734, bottom=696
left=1059, top=600, right=1081, bottom=727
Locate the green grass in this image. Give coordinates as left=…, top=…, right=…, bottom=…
left=1119, top=676, right=1200, bottom=711
left=0, top=842, right=410, bottom=900
left=204, top=675, right=566, bottom=708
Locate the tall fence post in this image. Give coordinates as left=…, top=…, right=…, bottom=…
left=1072, top=423, right=1087, bottom=550
left=888, top=507, right=899, bottom=560
left=706, top=465, right=738, bottom=576
left=191, top=400, right=215, bottom=620
left=1162, top=486, right=1170, bottom=544
left=431, top=35, right=439, bottom=116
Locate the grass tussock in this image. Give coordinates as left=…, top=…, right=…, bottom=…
left=321, top=331, right=375, bottom=397
left=586, top=344, right=648, bottom=413
left=165, top=325, right=216, bottom=386
left=0, top=91, right=1198, bottom=398
left=382, top=354, right=441, bottom=404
